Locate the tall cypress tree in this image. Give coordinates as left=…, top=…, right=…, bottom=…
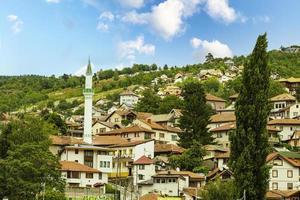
left=178, top=81, right=213, bottom=148
left=229, top=33, right=270, bottom=200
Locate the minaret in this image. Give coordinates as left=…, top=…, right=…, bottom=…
left=83, top=58, right=93, bottom=144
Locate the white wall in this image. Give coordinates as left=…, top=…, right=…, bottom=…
left=120, top=95, right=139, bottom=107
left=133, top=164, right=156, bottom=186
left=61, top=171, right=102, bottom=187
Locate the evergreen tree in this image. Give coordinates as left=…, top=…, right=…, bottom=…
left=178, top=81, right=213, bottom=148
left=135, top=89, right=161, bottom=114
left=229, top=33, right=270, bottom=200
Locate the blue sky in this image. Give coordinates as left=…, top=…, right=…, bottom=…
left=0, top=0, right=299, bottom=75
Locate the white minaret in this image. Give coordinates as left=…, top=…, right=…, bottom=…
left=83, top=58, right=93, bottom=144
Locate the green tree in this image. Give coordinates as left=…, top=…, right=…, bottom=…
left=169, top=142, right=205, bottom=171
left=229, top=34, right=270, bottom=200
left=202, top=77, right=221, bottom=93
left=43, top=112, right=67, bottom=135
left=159, top=95, right=184, bottom=114
left=295, top=87, right=300, bottom=102
left=178, top=81, right=213, bottom=148
left=135, top=89, right=161, bottom=114
left=201, top=179, right=236, bottom=200
left=205, top=53, right=214, bottom=63
left=0, top=117, right=65, bottom=200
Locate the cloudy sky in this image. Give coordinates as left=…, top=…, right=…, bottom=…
left=0, top=0, right=299, bottom=75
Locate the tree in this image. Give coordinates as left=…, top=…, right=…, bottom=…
left=159, top=95, right=184, bottom=114
left=205, top=53, right=214, bottom=63
left=202, top=77, right=221, bottom=93
left=178, top=81, right=213, bottom=148
left=43, top=112, right=67, bottom=135
left=0, top=117, right=65, bottom=200
left=201, top=179, right=236, bottom=200
left=169, top=142, right=205, bottom=171
left=135, top=89, right=161, bottom=114
left=295, top=87, right=300, bottom=102
left=229, top=33, right=270, bottom=200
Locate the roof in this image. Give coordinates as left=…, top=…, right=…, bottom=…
left=93, top=121, right=119, bottom=129
left=139, top=193, right=160, bottom=200
left=50, top=135, right=84, bottom=146
left=266, top=152, right=300, bottom=167
left=139, top=119, right=182, bottom=133
left=148, top=114, right=172, bottom=122
left=133, top=155, right=154, bottom=165
left=154, top=143, right=184, bottom=154
left=268, top=119, right=300, bottom=125
left=60, top=161, right=99, bottom=172
left=157, top=170, right=205, bottom=179
left=279, top=77, right=300, bottom=83
left=229, top=93, right=239, bottom=99
left=92, top=136, right=127, bottom=146
left=269, top=93, right=296, bottom=102
left=204, top=145, right=229, bottom=152
left=183, top=187, right=199, bottom=198
left=215, top=151, right=230, bottom=158
left=206, top=93, right=226, bottom=102
left=210, top=113, right=236, bottom=123
left=86, top=59, right=92, bottom=75
left=210, top=122, right=280, bottom=133
left=266, top=190, right=300, bottom=199
left=108, top=139, right=154, bottom=148
left=100, top=125, right=155, bottom=135
left=120, top=90, right=139, bottom=97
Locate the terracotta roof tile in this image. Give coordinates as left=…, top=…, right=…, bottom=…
left=50, top=135, right=84, bottom=145
left=268, top=119, right=300, bottom=125
left=206, top=93, right=226, bottom=102
left=154, top=143, right=184, bottom=154
left=210, top=113, right=236, bottom=123
left=60, top=161, right=100, bottom=172
left=100, top=125, right=154, bottom=135
left=270, top=93, right=296, bottom=102
left=108, top=139, right=154, bottom=148
left=157, top=170, right=205, bottom=179
left=133, top=155, right=154, bottom=165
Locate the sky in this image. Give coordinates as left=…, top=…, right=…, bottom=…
left=0, top=0, right=300, bottom=76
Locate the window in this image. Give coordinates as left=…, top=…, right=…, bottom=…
left=159, top=133, right=165, bottom=139
left=100, top=161, right=103, bottom=167
left=217, top=133, right=222, bottom=138
left=297, top=105, right=299, bottom=108
left=290, top=127, right=293, bottom=131
left=155, top=179, right=160, bottom=183
left=86, top=173, right=93, bottom=179
left=67, top=171, right=80, bottom=179
left=287, top=170, right=293, bottom=178
left=99, top=173, right=102, bottom=180
left=139, top=165, right=145, bottom=170
left=272, top=182, right=278, bottom=190
left=171, top=135, right=177, bottom=141
left=107, top=161, right=110, bottom=168
left=138, top=174, right=144, bottom=180
left=75, top=160, right=78, bottom=163
left=273, top=158, right=283, bottom=166
left=75, top=149, right=79, bottom=154
left=161, top=179, right=166, bottom=183
left=100, top=128, right=106, bottom=133
left=129, top=149, right=133, bottom=155
left=272, top=170, right=278, bottom=178
left=287, top=183, right=293, bottom=190
left=115, top=118, right=119, bottom=122
left=144, top=133, right=151, bottom=139
left=294, top=112, right=298, bottom=117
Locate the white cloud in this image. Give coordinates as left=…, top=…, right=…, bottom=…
left=7, top=14, right=24, bottom=33
left=191, top=37, right=233, bottom=61
left=119, top=0, right=145, bottom=9
left=190, top=37, right=202, bottom=48
left=46, top=0, right=61, bottom=3
left=205, top=0, right=237, bottom=23
left=122, top=0, right=203, bottom=40
left=99, top=11, right=114, bottom=21
left=118, top=36, right=155, bottom=61
left=252, top=15, right=270, bottom=24
left=97, top=22, right=109, bottom=31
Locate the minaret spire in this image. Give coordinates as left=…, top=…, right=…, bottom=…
left=83, top=58, right=93, bottom=144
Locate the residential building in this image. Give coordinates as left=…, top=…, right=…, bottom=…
left=164, top=85, right=182, bottom=96
left=267, top=152, right=300, bottom=191
left=270, top=93, right=296, bottom=113
left=208, top=113, right=236, bottom=130
left=271, top=103, right=300, bottom=119
left=132, top=155, right=156, bottom=186
left=279, top=77, right=300, bottom=94
left=92, top=121, right=119, bottom=135
left=205, top=93, right=226, bottom=111
left=268, top=119, right=300, bottom=141
left=120, top=90, right=139, bottom=107
left=288, top=130, right=300, bottom=147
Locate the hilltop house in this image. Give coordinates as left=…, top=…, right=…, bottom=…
left=205, top=93, right=226, bottom=111
left=267, top=152, right=300, bottom=191
left=279, top=77, right=300, bottom=94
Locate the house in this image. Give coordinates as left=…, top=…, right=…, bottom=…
left=205, top=93, right=226, bottom=111
left=270, top=93, right=296, bottom=113
left=174, top=73, right=184, bottom=83
left=229, top=93, right=239, bottom=105
left=138, top=170, right=205, bottom=197
left=105, top=109, right=152, bottom=126
left=206, top=167, right=233, bottom=182
left=204, top=145, right=229, bottom=160
left=119, top=90, right=139, bottom=107
left=271, top=103, right=300, bottom=119
left=267, top=152, right=300, bottom=191
left=154, top=143, right=184, bottom=157
left=208, top=113, right=236, bottom=130
left=164, top=85, right=182, bottom=96
left=133, top=118, right=182, bottom=144
left=107, top=139, right=155, bottom=178
left=210, top=122, right=281, bottom=148
left=279, top=77, right=300, bottom=95
left=147, top=114, right=175, bottom=127
left=99, top=125, right=154, bottom=141
left=60, top=161, right=104, bottom=188
left=92, top=106, right=106, bottom=117
left=132, top=155, right=156, bottom=186
left=288, top=130, right=300, bottom=147
left=266, top=190, right=300, bottom=200
left=92, top=121, right=119, bottom=135
left=268, top=119, right=300, bottom=141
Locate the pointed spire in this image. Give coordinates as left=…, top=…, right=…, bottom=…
left=86, top=57, right=92, bottom=75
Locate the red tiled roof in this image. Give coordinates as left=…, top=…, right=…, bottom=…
left=154, top=143, right=184, bottom=154
left=210, top=113, right=236, bottom=123
left=133, top=155, right=154, bottom=165
left=206, top=93, right=226, bottom=102
left=268, top=119, right=300, bottom=125
left=60, top=161, right=100, bottom=172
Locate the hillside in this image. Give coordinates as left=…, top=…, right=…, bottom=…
left=0, top=48, right=299, bottom=115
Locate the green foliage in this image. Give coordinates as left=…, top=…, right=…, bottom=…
left=229, top=34, right=270, bottom=200
left=202, top=77, right=222, bottom=93
left=169, top=142, right=205, bottom=171
left=42, top=112, right=67, bottom=135
left=178, top=81, right=213, bottom=148
left=0, top=116, right=65, bottom=200
left=135, top=89, right=161, bottom=114
left=201, top=179, right=236, bottom=200
left=158, top=95, right=184, bottom=113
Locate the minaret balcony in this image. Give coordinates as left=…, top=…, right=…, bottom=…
left=83, top=88, right=94, bottom=94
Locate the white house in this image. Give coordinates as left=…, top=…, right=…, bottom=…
left=119, top=91, right=139, bottom=107
left=268, top=119, right=300, bottom=141
left=267, top=152, right=300, bottom=191
left=272, top=103, right=300, bottom=119
left=270, top=93, right=296, bottom=113
left=132, top=155, right=156, bottom=186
